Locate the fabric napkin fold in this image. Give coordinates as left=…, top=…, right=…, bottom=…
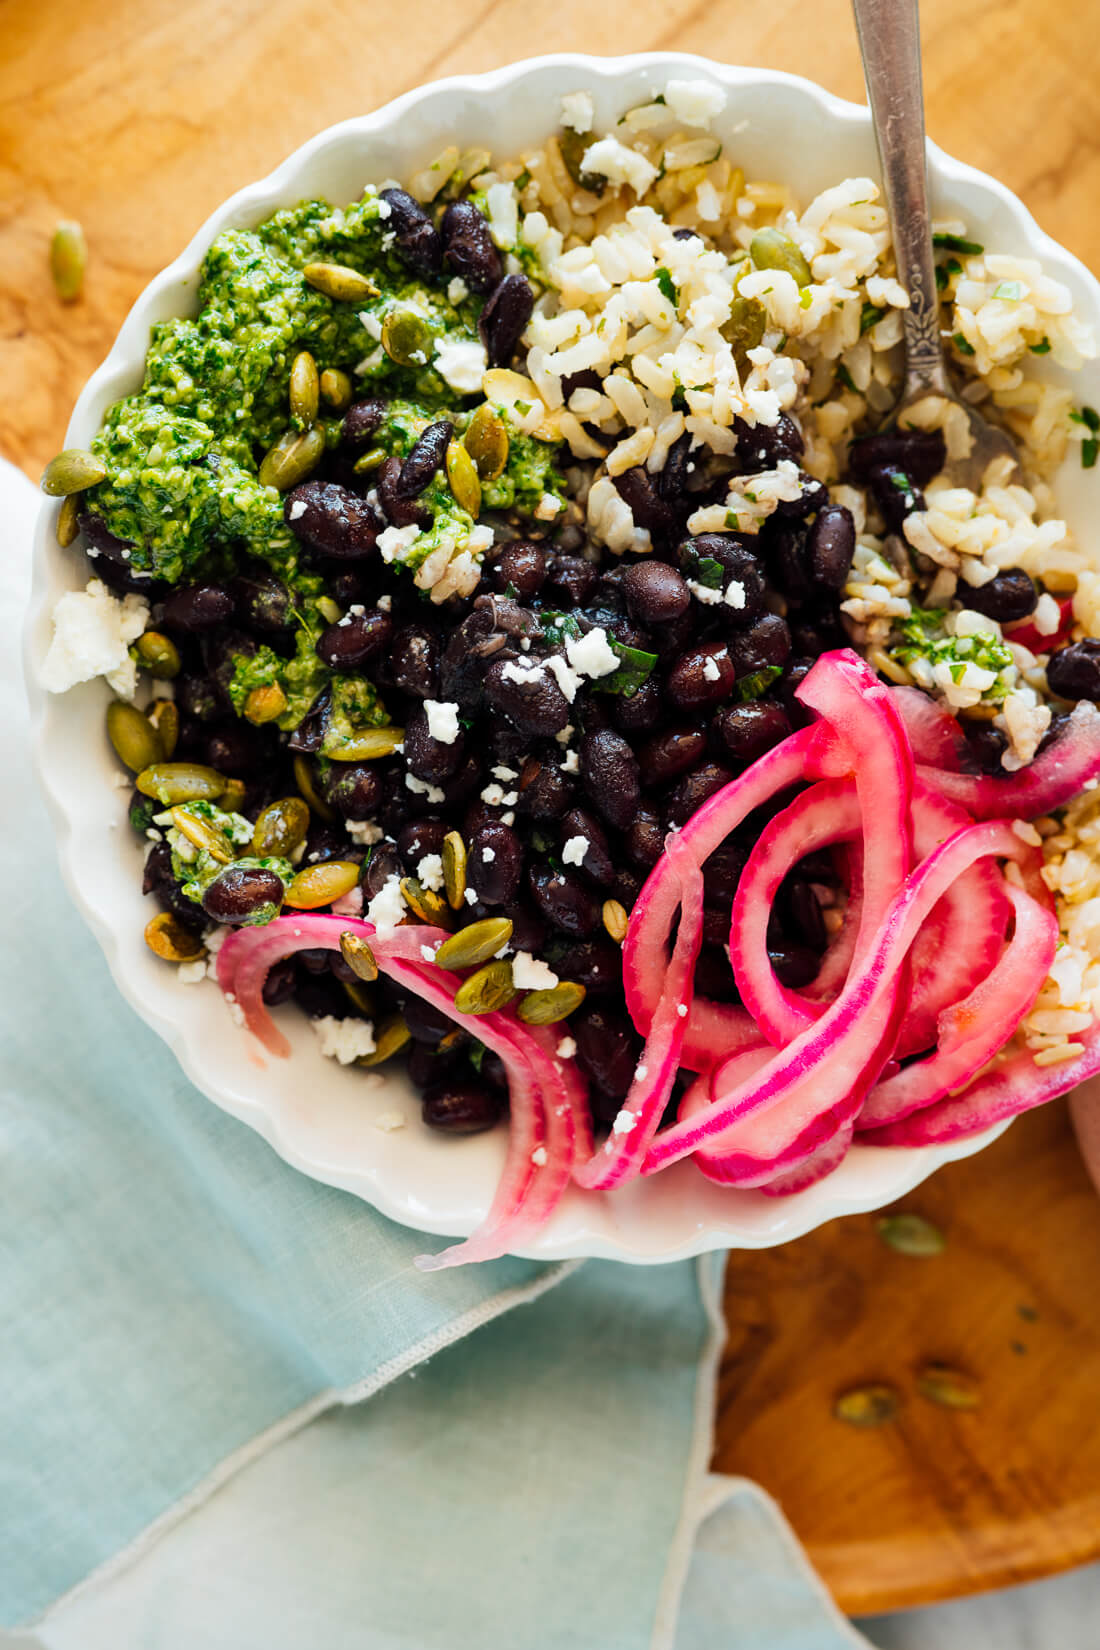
left=3, top=457, right=870, bottom=1649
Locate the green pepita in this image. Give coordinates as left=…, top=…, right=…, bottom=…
left=876, top=1213, right=946, bottom=1257
left=144, top=911, right=204, bottom=963
left=453, top=959, right=517, bottom=1016
left=252, top=795, right=310, bottom=858
left=400, top=877, right=454, bottom=928
left=258, top=424, right=325, bottom=491
left=441, top=831, right=467, bottom=911
left=558, top=128, right=605, bottom=196
left=106, top=701, right=163, bottom=773
left=56, top=493, right=81, bottom=547
left=244, top=681, right=288, bottom=725
left=353, top=447, right=387, bottom=476
left=463, top=403, right=509, bottom=481
left=293, top=753, right=337, bottom=821
left=134, top=629, right=182, bottom=678
left=319, top=368, right=353, bottom=412
left=316, top=596, right=342, bottom=625
left=339, top=930, right=379, bottom=983
left=135, top=761, right=226, bottom=805
left=749, top=226, right=813, bottom=289
left=218, top=777, right=247, bottom=814
left=303, top=261, right=381, bottom=303
left=434, top=917, right=513, bottom=971
left=601, top=899, right=628, bottom=944
left=325, top=726, right=405, bottom=762
left=170, top=804, right=235, bottom=864
left=916, top=1363, right=981, bottom=1410
left=41, top=448, right=107, bottom=497
left=381, top=308, right=434, bottom=368
left=50, top=220, right=86, bottom=302
left=833, top=1384, right=901, bottom=1428
left=289, top=350, right=320, bottom=426
left=358, top=1013, right=411, bottom=1066
left=720, top=293, right=767, bottom=362
left=342, top=979, right=376, bottom=1017
left=445, top=441, right=481, bottom=517
left=516, top=981, right=587, bottom=1025
left=284, top=859, right=361, bottom=910
left=146, top=698, right=180, bottom=759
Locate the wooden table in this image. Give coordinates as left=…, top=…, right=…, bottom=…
left=5, top=0, right=1100, bottom=1614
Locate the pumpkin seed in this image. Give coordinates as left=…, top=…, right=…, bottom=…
left=400, top=877, right=454, bottom=928
left=303, top=261, right=381, bottom=302
left=833, top=1384, right=901, bottom=1428
left=319, top=367, right=353, bottom=412
left=558, top=128, right=606, bottom=195
left=445, top=441, right=482, bottom=516
left=342, top=979, right=376, bottom=1017
left=218, top=777, right=247, bottom=813
left=244, top=681, right=288, bottom=725
left=144, top=911, right=204, bottom=962
left=339, top=930, right=379, bottom=982
left=293, top=753, right=337, bottom=821
left=749, top=226, right=813, bottom=288
left=170, top=804, right=234, bottom=864
left=135, top=761, right=226, bottom=804
left=146, top=698, right=180, bottom=759
left=316, top=596, right=342, bottom=625
left=252, top=795, right=310, bottom=858
left=381, top=309, right=434, bottom=368
left=41, top=448, right=107, bottom=496
left=56, top=493, right=81, bottom=547
left=284, top=859, right=361, bottom=910
left=454, top=959, right=517, bottom=1015
left=325, top=726, right=405, bottom=761
left=134, top=629, right=182, bottom=678
left=50, top=220, right=86, bottom=302
left=441, top=831, right=467, bottom=911
left=602, top=899, right=628, bottom=944
left=720, top=293, right=767, bottom=362
left=516, top=981, right=587, bottom=1025
left=876, top=1212, right=945, bottom=1257
left=358, top=1013, right=411, bottom=1066
left=289, top=350, right=320, bottom=425
left=434, top=917, right=513, bottom=971
left=916, top=1363, right=981, bottom=1410
left=463, top=404, right=509, bottom=481
left=107, top=701, right=163, bottom=773
left=353, top=447, right=387, bottom=476
left=258, top=425, right=325, bottom=491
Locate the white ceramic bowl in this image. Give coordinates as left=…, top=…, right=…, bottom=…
left=25, top=53, right=1100, bottom=1262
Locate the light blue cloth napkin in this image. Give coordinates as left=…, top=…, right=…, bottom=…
left=3, top=459, right=869, bottom=1649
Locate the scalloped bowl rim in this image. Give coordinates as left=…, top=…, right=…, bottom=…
left=24, top=51, right=1100, bottom=1262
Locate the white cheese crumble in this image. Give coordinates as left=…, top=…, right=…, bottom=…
left=664, top=78, right=728, bottom=128
left=565, top=625, right=620, bottom=680
left=424, top=699, right=461, bottom=744
left=311, top=1015, right=377, bottom=1064
left=433, top=336, right=488, bottom=394
left=511, top=951, right=559, bottom=991
left=1033, top=591, right=1062, bottom=636
left=420, top=943, right=440, bottom=962
left=177, top=959, right=207, bottom=985
left=531, top=1145, right=549, bottom=1167
left=485, top=181, right=519, bottom=249
left=560, top=90, right=594, bottom=133
left=562, top=835, right=589, bottom=867
left=560, top=749, right=580, bottom=774
left=42, top=578, right=150, bottom=699
left=345, top=818, right=384, bottom=845
left=480, top=782, right=518, bottom=807
left=405, top=773, right=446, bottom=803
left=611, top=1108, right=638, bottom=1135
left=447, top=276, right=469, bottom=304
left=374, top=1110, right=406, bottom=1132
left=580, top=137, right=659, bottom=197
left=481, top=846, right=496, bottom=863
left=366, top=874, right=407, bottom=937
left=288, top=499, right=307, bottom=521
left=416, top=852, right=445, bottom=892
left=702, top=655, right=722, bottom=682
left=377, top=523, right=421, bottom=564
left=556, top=1035, right=577, bottom=1058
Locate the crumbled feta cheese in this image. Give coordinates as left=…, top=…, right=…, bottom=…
left=374, top=1109, right=405, bottom=1132
left=224, top=995, right=245, bottom=1028
left=560, top=749, right=580, bottom=774
left=611, top=1108, right=638, bottom=1135
left=447, top=276, right=468, bottom=304
left=491, top=765, right=518, bottom=782
left=376, top=594, right=392, bottom=612
left=562, top=834, right=589, bottom=867
left=480, top=782, right=518, bottom=807
left=580, top=137, right=659, bottom=197
left=464, top=885, right=479, bottom=905
left=702, top=655, right=722, bottom=682
left=417, top=853, right=445, bottom=892
left=366, top=874, right=407, bottom=937
left=677, top=1003, right=688, bottom=1018
left=481, top=846, right=496, bottom=864
left=687, top=579, right=723, bottom=606
left=664, top=78, right=727, bottom=128
left=433, top=336, right=488, bottom=394
left=555, top=724, right=575, bottom=745
left=420, top=943, right=440, bottom=962
left=177, top=959, right=207, bottom=985
left=288, top=499, right=307, bottom=521
left=544, top=653, right=581, bottom=703
left=311, top=1015, right=377, bottom=1064
left=556, top=1035, right=577, bottom=1058
left=634, top=1063, right=648, bottom=1082
left=560, top=90, right=594, bottom=133
left=424, top=699, right=461, bottom=744
left=533, top=492, right=563, bottom=521
left=724, top=580, right=746, bottom=609
left=531, top=1145, right=549, bottom=1167
left=377, top=524, right=421, bottom=564
left=42, top=578, right=150, bottom=699
left=405, top=773, right=446, bottom=803
left=1033, top=592, right=1062, bottom=636
left=345, top=818, right=384, bottom=845
left=511, top=951, right=559, bottom=990
left=485, top=182, right=519, bottom=249
left=565, top=625, right=620, bottom=680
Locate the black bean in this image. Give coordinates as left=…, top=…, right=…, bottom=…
left=579, top=729, right=641, bottom=829
left=441, top=200, right=502, bottom=293
left=340, top=397, right=388, bottom=452
left=769, top=944, right=821, bottom=989
left=315, top=607, right=392, bottom=670
left=775, top=472, right=831, bottom=518
left=666, top=642, right=736, bottom=711
left=714, top=699, right=792, bottom=762
left=732, top=413, right=805, bottom=469
left=205, top=722, right=266, bottom=777
left=664, top=761, right=735, bottom=827
left=492, top=542, right=547, bottom=599
left=612, top=677, right=663, bottom=733
left=694, top=946, right=740, bottom=1002
left=396, top=818, right=448, bottom=871
left=551, top=937, right=622, bottom=995
left=571, top=1007, right=642, bottom=1107
left=142, top=840, right=206, bottom=931
left=483, top=655, right=572, bottom=737
left=436, top=752, right=483, bottom=809
left=285, top=480, right=384, bottom=559
left=613, top=866, right=643, bottom=908
left=783, top=879, right=828, bottom=952
left=160, top=584, right=235, bottom=633
left=390, top=623, right=441, bottom=699
left=765, top=523, right=813, bottom=602
left=321, top=761, right=382, bottom=821
left=303, top=820, right=351, bottom=865
left=293, top=967, right=349, bottom=1019
left=807, top=504, right=856, bottom=590
left=404, top=704, right=466, bottom=783
left=959, top=721, right=1007, bottom=773
left=403, top=995, right=455, bottom=1045
left=658, top=430, right=694, bottom=503
left=422, top=1082, right=504, bottom=1134
left=868, top=464, right=925, bottom=535
left=500, top=901, right=546, bottom=954
left=612, top=467, right=678, bottom=544
left=728, top=613, right=792, bottom=674
left=702, top=906, right=732, bottom=947
left=379, top=187, right=442, bottom=279
left=396, top=420, right=453, bottom=498
left=780, top=657, right=816, bottom=723
left=559, top=806, right=615, bottom=885
left=298, top=947, right=332, bottom=976
left=543, top=553, right=598, bottom=608
left=515, top=756, right=575, bottom=821
left=626, top=807, right=664, bottom=869
left=848, top=428, right=946, bottom=489
left=376, top=455, right=432, bottom=530
left=230, top=573, right=294, bottom=635
left=790, top=604, right=847, bottom=656
left=638, top=726, right=707, bottom=787
left=528, top=863, right=600, bottom=935
left=701, top=840, right=748, bottom=905
left=176, top=673, right=220, bottom=723
left=407, top=1040, right=464, bottom=1088
left=362, top=843, right=402, bottom=898
left=286, top=686, right=331, bottom=754
left=262, top=957, right=298, bottom=1006
left=963, top=570, right=1038, bottom=624
left=202, top=865, right=285, bottom=925
left=623, top=560, right=690, bottom=624
left=469, top=820, right=523, bottom=904
left=479, top=273, right=534, bottom=366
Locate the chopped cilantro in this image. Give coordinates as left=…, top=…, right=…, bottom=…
left=1073, top=406, right=1100, bottom=432
left=1084, top=438, right=1099, bottom=471
left=890, top=604, right=1014, bottom=699
left=1030, top=337, right=1052, bottom=354
left=934, top=265, right=949, bottom=293
left=735, top=665, right=783, bottom=702
left=952, top=333, right=976, bottom=357
left=889, top=471, right=913, bottom=492
left=691, top=556, right=725, bottom=590
left=468, top=1042, right=486, bottom=1073
left=835, top=362, right=858, bottom=393
left=654, top=267, right=678, bottom=307
left=860, top=302, right=885, bottom=334
left=932, top=232, right=984, bottom=255
left=593, top=641, right=658, bottom=699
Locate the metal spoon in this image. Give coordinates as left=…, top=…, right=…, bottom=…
left=851, top=0, right=1018, bottom=486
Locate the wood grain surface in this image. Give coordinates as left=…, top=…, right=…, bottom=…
left=4, top=0, right=1100, bottom=1614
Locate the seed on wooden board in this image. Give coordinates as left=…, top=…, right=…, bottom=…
left=833, top=1385, right=901, bottom=1428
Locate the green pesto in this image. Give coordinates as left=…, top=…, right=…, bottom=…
left=165, top=800, right=293, bottom=917
left=322, top=677, right=390, bottom=753
left=890, top=606, right=1016, bottom=701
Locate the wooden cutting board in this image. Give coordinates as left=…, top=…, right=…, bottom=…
left=4, top=0, right=1100, bottom=1615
